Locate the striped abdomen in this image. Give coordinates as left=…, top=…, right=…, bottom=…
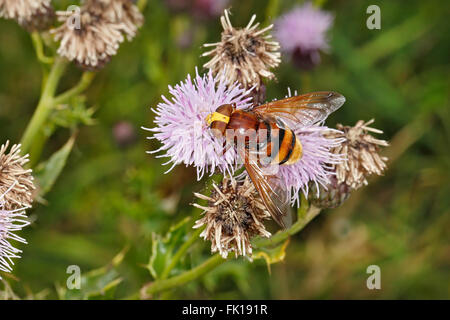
left=256, top=119, right=303, bottom=166
left=224, top=110, right=303, bottom=165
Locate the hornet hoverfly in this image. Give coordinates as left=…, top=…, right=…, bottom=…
left=206, top=91, right=345, bottom=228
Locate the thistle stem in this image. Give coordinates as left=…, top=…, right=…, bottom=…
left=252, top=200, right=321, bottom=249
left=53, top=72, right=96, bottom=106
left=135, top=199, right=322, bottom=299
left=20, top=57, right=68, bottom=156
left=141, top=254, right=224, bottom=298
left=31, top=32, right=54, bottom=65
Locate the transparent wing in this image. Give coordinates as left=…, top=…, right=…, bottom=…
left=250, top=91, right=345, bottom=126
left=237, top=148, right=292, bottom=229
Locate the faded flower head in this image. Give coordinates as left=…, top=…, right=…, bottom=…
left=203, top=9, right=281, bottom=92
left=274, top=3, right=333, bottom=69
left=0, top=183, right=31, bottom=278
left=193, top=177, right=271, bottom=258
left=328, top=119, right=389, bottom=190
left=90, top=0, right=144, bottom=40
left=146, top=69, right=252, bottom=180
left=278, top=125, right=345, bottom=206
left=51, top=0, right=143, bottom=70
left=0, top=142, right=35, bottom=211
left=0, top=0, right=54, bottom=31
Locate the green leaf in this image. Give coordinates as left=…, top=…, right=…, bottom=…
left=34, top=133, right=76, bottom=196
left=146, top=217, right=191, bottom=279
left=253, top=238, right=290, bottom=274
left=48, top=95, right=96, bottom=132
left=57, top=248, right=127, bottom=300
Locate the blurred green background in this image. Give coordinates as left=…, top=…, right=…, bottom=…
left=0, top=0, right=449, bottom=299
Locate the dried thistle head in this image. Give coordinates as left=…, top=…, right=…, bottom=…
left=0, top=0, right=55, bottom=31
left=193, top=177, right=271, bottom=258
left=0, top=142, right=35, bottom=211
left=328, top=119, right=389, bottom=190
left=89, top=0, right=144, bottom=40
left=202, top=10, right=281, bottom=96
left=51, top=0, right=143, bottom=70
left=51, top=5, right=125, bottom=70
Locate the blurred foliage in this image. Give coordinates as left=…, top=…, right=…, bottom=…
left=0, top=0, right=449, bottom=299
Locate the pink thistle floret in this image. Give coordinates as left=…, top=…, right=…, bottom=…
left=0, top=183, right=30, bottom=278
left=278, top=125, right=345, bottom=206
left=274, top=3, right=334, bottom=55
left=145, top=69, right=253, bottom=180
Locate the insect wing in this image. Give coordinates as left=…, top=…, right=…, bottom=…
left=251, top=91, right=345, bottom=126
left=238, top=148, right=291, bottom=228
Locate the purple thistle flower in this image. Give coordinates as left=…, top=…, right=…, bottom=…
left=274, top=3, right=334, bottom=69
left=0, top=182, right=30, bottom=278
left=145, top=69, right=253, bottom=180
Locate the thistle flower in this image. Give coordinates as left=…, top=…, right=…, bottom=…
left=277, top=125, right=345, bottom=206
left=0, top=0, right=54, bottom=31
left=0, top=183, right=31, bottom=279
left=202, top=10, right=281, bottom=95
left=328, top=119, right=389, bottom=190
left=193, top=177, right=271, bottom=258
left=145, top=69, right=252, bottom=180
left=0, top=142, right=35, bottom=211
left=51, top=0, right=143, bottom=70
left=274, top=3, right=333, bottom=70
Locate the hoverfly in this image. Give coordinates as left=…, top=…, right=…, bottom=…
left=205, top=91, right=346, bottom=228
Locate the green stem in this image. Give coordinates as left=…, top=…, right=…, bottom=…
left=136, top=199, right=321, bottom=299
left=53, top=72, right=96, bottom=106
left=31, top=32, right=54, bottom=65
left=141, top=254, right=225, bottom=298
left=28, top=130, right=48, bottom=167
left=252, top=201, right=321, bottom=249
left=20, top=57, right=68, bottom=157
left=160, top=227, right=204, bottom=280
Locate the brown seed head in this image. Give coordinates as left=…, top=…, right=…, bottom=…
left=202, top=10, right=281, bottom=92
left=0, top=0, right=54, bottom=31
left=51, top=0, right=143, bottom=70
left=0, top=142, right=35, bottom=211
left=327, top=119, right=389, bottom=190
left=193, top=177, right=271, bottom=258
